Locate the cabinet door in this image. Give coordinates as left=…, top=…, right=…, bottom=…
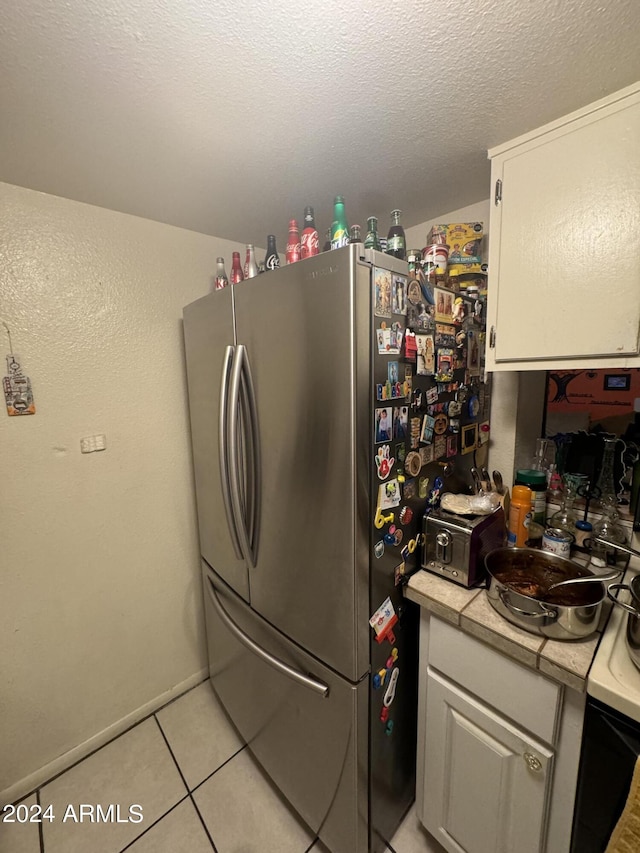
left=487, top=86, right=640, bottom=368
left=421, top=668, right=553, bottom=853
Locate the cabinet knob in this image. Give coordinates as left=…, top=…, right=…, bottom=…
left=523, top=752, right=542, bottom=772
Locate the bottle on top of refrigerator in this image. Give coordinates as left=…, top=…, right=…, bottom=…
left=286, top=219, right=301, bottom=264
left=214, top=257, right=229, bottom=290
left=244, top=244, right=259, bottom=279
left=507, top=485, right=532, bottom=547
left=330, top=196, right=349, bottom=249
left=349, top=224, right=362, bottom=244
left=230, top=252, right=244, bottom=284
left=386, top=209, right=406, bottom=260
left=364, top=216, right=382, bottom=251
left=265, top=235, right=280, bottom=270
left=300, top=207, right=319, bottom=259
left=322, top=228, right=331, bottom=253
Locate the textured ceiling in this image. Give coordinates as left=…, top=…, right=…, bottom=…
left=1, top=0, right=640, bottom=250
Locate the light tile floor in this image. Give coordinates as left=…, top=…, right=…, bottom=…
left=0, top=680, right=446, bottom=853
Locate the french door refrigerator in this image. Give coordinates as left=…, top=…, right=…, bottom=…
left=183, top=244, right=422, bottom=853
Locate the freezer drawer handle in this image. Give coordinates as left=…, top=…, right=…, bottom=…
left=205, top=576, right=330, bottom=699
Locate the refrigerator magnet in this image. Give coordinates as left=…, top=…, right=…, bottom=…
left=435, top=323, right=456, bottom=348
left=375, top=445, right=395, bottom=480
left=369, top=596, right=398, bottom=643
left=407, top=280, right=422, bottom=305
left=392, top=276, right=407, bottom=315
left=374, top=269, right=392, bottom=317
left=394, top=563, right=406, bottom=587
left=461, top=423, right=478, bottom=454
left=420, top=445, right=435, bottom=466
left=374, top=407, right=393, bottom=443
left=377, top=479, right=401, bottom=509
left=374, top=540, right=385, bottom=559
left=402, top=478, right=416, bottom=499
left=446, top=434, right=459, bottom=457
left=435, top=348, right=454, bottom=382
left=387, top=361, right=399, bottom=384
left=434, top=435, right=447, bottom=459
left=426, top=386, right=439, bottom=405
left=404, top=451, right=422, bottom=477
left=393, top=406, right=408, bottom=440
left=435, top=287, right=454, bottom=323
left=419, top=476, right=429, bottom=499
left=416, top=334, right=435, bottom=375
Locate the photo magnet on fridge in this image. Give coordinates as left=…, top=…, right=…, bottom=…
left=374, top=269, right=392, bottom=317
left=392, top=276, right=407, bottom=315
left=375, top=406, right=393, bottom=443
left=416, top=334, right=435, bottom=376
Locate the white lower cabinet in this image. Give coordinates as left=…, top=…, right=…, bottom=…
left=416, top=614, right=585, bottom=853
left=423, top=668, right=553, bottom=853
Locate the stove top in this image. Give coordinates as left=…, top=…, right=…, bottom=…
left=588, top=560, right=640, bottom=724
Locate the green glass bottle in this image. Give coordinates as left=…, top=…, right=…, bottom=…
left=330, top=196, right=349, bottom=249
left=386, top=209, right=406, bottom=260
left=364, top=216, right=382, bottom=251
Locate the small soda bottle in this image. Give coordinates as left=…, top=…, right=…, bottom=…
left=349, top=224, right=362, bottom=243
left=330, top=196, right=349, bottom=249
left=264, top=235, right=280, bottom=270
left=214, top=257, right=229, bottom=290
left=322, top=228, right=331, bottom=253
left=386, top=209, right=406, bottom=260
left=244, top=244, right=259, bottom=279
left=364, top=216, right=382, bottom=251
left=285, top=219, right=301, bottom=264
left=301, top=207, right=319, bottom=259
left=230, top=251, right=244, bottom=284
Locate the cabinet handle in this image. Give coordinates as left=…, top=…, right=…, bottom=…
left=523, top=752, right=542, bottom=772
left=494, top=179, right=502, bottom=205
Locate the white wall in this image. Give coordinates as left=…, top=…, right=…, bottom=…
left=0, top=182, right=245, bottom=803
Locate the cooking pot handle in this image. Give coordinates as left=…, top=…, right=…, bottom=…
left=497, top=587, right=554, bottom=620
left=607, top=583, right=639, bottom=615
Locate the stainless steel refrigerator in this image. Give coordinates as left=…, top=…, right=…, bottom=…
left=183, top=244, right=423, bottom=853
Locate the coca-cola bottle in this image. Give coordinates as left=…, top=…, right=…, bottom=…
left=264, top=235, right=280, bottom=271
left=244, top=244, right=259, bottom=279
left=214, top=257, right=229, bottom=290
left=285, top=219, right=301, bottom=264
left=301, top=206, right=319, bottom=259
left=230, top=251, right=244, bottom=284
left=386, top=209, right=406, bottom=260
left=330, top=196, right=349, bottom=249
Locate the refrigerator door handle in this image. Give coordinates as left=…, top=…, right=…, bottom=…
left=241, top=348, right=262, bottom=567
left=205, top=573, right=330, bottom=698
left=219, top=345, right=243, bottom=560
left=228, top=344, right=254, bottom=566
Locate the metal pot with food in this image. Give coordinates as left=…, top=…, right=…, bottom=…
left=485, top=547, right=620, bottom=641
left=600, top=537, right=640, bottom=672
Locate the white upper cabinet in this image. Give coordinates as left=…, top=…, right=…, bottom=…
left=485, top=82, right=640, bottom=371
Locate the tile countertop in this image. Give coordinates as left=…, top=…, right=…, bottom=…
left=404, top=570, right=605, bottom=692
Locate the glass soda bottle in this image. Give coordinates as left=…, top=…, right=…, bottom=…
left=264, top=235, right=280, bottom=271
left=301, top=207, right=319, bottom=259
left=386, top=209, right=406, bottom=260
left=330, top=196, right=349, bottom=249
left=230, top=251, right=244, bottom=284
left=364, top=216, right=382, bottom=251
left=322, top=228, right=331, bottom=253
left=214, top=257, right=229, bottom=290
left=349, top=224, right=362, bottom=243
left=244, top=244, right=259, bottom=279
left=285, top=219, right=301, bottom=264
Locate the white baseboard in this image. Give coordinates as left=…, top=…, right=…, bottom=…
left=1, top=667, right=209, bottom=806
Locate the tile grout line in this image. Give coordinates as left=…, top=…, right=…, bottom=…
left=153, top=714, right=218, bottom=853
left=117, top=794, right=190, bottom=853
left=35, top=788, right=44, bottom=853
left=12, top=676, right=210, bottom=807
left=189, top=743, right=247, bottom=795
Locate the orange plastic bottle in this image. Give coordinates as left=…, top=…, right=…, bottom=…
left=508, top=485, right=533, bottom=547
